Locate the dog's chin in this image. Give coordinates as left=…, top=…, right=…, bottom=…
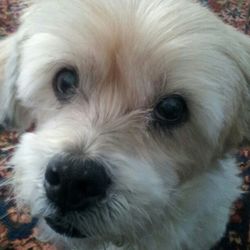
left=45, top=216, right=86, bottom=238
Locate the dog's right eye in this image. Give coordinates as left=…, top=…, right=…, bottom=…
left=53, top=68, right=79, bottom=101
left=153, top=94, right=188, bottom=128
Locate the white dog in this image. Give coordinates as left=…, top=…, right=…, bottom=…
left=0, top=0, right=249, bottom=249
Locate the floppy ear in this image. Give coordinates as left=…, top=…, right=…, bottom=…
left=0, top=34, right=31, bottom=130
left=227, top=27, right=250, bottom=144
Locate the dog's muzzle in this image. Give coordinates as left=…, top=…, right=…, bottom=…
left=44, top=155, right=112, bottom=236
left=45, top=216, right=85, bottom=238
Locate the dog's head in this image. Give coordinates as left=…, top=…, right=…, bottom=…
left=0, top=0, right=249, bottom=248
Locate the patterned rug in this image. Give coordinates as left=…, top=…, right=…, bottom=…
left=0, top=1, right=250, bottom=249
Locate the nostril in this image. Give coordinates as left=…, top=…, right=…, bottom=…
left=45, top=166, right=61, bottom=186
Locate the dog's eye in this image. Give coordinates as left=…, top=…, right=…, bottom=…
left=53, top=68, right=79, bottom=101
left=153, top=94, right=188, bottom=127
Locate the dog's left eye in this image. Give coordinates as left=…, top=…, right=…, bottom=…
left=153, top=94, right=188, bottom=127
left=53, top=68, right=79, bottom=101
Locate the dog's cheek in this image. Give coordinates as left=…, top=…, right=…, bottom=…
left=11, top=133, right=51, bottom=214
left=107, top=153, right=178, bottom=209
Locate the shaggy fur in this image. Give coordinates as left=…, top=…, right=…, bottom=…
left=0, top=0, right=250, bottom=249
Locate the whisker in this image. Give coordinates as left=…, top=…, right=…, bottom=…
left=0, top=162, right=15, bottom=169
left=0, top=205, right=20, bottom=221
left=0, top=211, right=14, bottom=221
left=0, top=145, right=17, bottom=152
left=3, top=197, right=16, bottom=207
left=0, top=158, right=10, bottom=167
left=0, top=177, right=14, bottom=186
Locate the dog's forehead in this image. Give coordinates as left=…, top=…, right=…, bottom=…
left=19, top=0, right=230, bottom=112
left=21, top=0, right=185, bottom=103
left=21, top=0, right=207, bottom=84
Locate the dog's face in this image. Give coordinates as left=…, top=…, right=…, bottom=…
left=0, top=0, right=249, bottom=247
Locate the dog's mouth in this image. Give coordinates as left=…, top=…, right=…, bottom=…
left=45, top=216, right=86, bottom=238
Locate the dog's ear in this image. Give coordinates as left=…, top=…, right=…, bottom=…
left=0, top=34, right=31, bottom=131
left=226, top=27, right=250, bottom=145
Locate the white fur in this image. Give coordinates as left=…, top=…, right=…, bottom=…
left=0, top=0, right=249, bottom=249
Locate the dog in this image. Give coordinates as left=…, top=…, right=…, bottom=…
left=0, top=0, right=249, bottom=249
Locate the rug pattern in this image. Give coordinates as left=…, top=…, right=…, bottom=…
left=0, top=0, right=250, bottom=249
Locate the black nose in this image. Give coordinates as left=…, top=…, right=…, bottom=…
left=44, top=156, right=111, bottom=213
